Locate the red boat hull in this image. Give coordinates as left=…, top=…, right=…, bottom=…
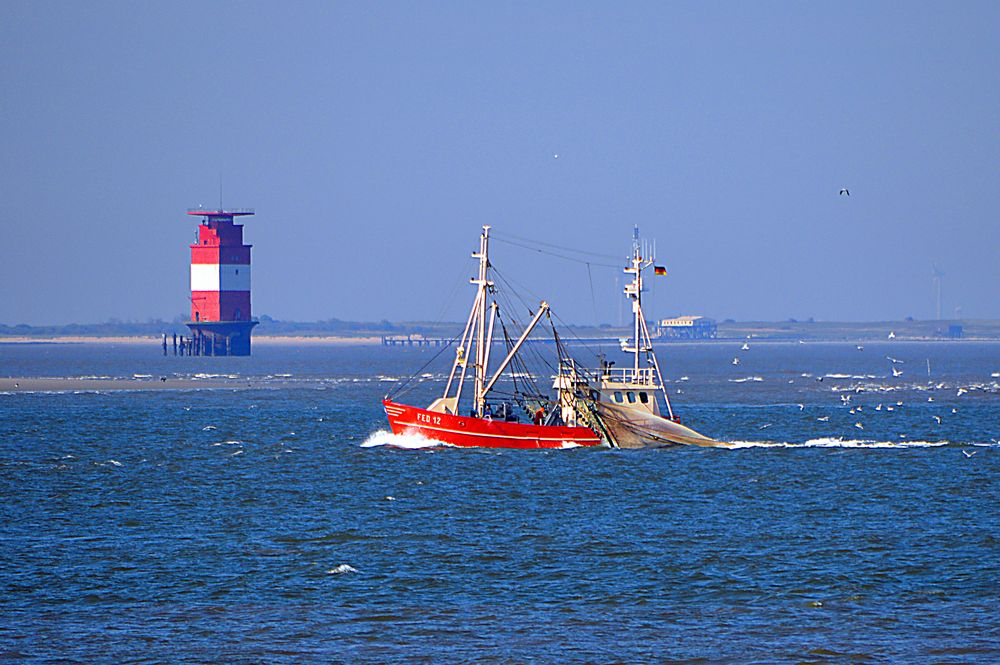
left=383, top=399, right=603, bottom=449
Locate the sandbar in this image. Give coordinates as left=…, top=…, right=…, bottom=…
left=0, top=377, right=255, bottom=393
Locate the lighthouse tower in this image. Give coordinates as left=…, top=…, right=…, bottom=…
left=186, top=207, right=258, bottom=356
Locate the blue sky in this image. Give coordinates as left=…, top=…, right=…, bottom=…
left=2, top=1, right=998, bottom=325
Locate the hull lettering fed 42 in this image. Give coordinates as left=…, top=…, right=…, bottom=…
left=383, top=226, right=730, bottom=449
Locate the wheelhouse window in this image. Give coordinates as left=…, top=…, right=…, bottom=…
left=627, top=392, right=636, bottom=403
left=639, top=392, right=649, bottom=404
left=614, top=391, right=623, bottom=403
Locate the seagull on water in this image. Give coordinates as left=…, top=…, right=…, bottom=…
left=963, top=450, right=977, bottom=458
left=888, top=331, right=896, bottom=339
left=732, top=357, right=741, bottom=365
left=957, top=387, right=968, bottom=396
left=742, top=342, right=750, bottom=351
left=855, top=422, right=864, bottom=430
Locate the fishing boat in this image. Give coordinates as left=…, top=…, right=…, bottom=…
left=590, top=228, right=725, bottom=448
left=383, top=226, right=728, bottom=449
left=382, top=226, right=604, bottom=449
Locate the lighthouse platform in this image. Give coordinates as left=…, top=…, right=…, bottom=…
left=185, top=320, right=259, bottom=356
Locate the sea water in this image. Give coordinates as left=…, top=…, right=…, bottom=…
left=1, top=341, right=998, bottom=662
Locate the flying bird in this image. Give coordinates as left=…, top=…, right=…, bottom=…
left=742, top=342, right=750, bottom=351
left=957, top=388, right=968, bottom=396
left=886, top=356, right=904, bottom=364
left=732, top=357, right=741, bottom=365
left=963, top=450, right=977, bottom=458
left=817, top=416, right=830, bottom=422
left=840, top=188, right=850, bottom=196
left=892, top=367, right=904, bottom=378
left=932, top=415, right=942, bottom=424
left=888, top=331, right=896, bottom=339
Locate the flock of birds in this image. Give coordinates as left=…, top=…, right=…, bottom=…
left=729, top=332, right=989, bottom=456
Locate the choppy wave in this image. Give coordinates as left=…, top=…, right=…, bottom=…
left=361, top=430, right=441, bottom=449
left=729, top=376, right=764, bottom=383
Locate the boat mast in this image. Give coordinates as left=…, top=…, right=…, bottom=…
left=623, top=226, right=648, bottom=376
left=623, top=226, right=674, bottom=419
left=472, top=226, right=492, bottom=416
left=438, top=226, right=494, bottom=417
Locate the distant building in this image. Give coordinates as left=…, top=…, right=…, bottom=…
left=657, top=315, right=717, bottom=339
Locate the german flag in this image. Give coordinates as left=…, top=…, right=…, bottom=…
left=654, top=265, right=667, bottom=276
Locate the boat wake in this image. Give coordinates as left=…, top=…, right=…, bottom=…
left=725, top=437, right=963, bottom=449
left=361, top=430, right=441, bottom=449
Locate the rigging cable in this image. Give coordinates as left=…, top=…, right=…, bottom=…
left=385, top=332, right=460, bottom=400
left=490, top=234, right=621, bottom=269
left=490, top=230, right=622, bottom=261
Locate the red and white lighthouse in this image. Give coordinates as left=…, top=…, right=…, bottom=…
left=186, top=207, right=258, bottom=355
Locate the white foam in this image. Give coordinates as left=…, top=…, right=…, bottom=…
left=327, top=564, right=358, bottom=575
left=729, top=376, right=764, bottom=383
left=726, top=437, right=951, bottom=449
left=361, top=429, right=441, bottom=449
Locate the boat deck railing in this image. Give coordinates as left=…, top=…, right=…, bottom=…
left=599, top=367, right=658, bottom=386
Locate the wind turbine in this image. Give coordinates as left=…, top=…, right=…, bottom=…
left=932, top=264, right=944, bottom=320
